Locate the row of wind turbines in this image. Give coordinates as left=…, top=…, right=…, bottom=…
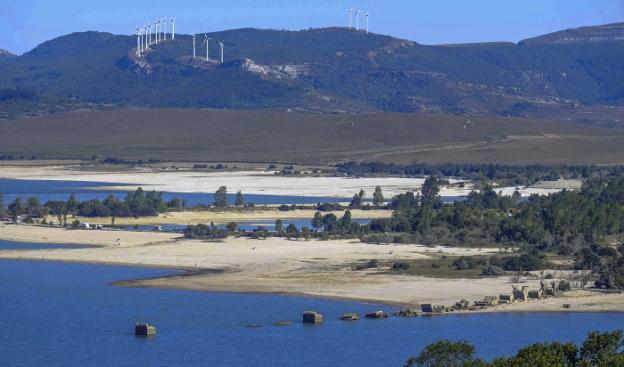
left=136, top=17, right=176, bottom=57
left=192, top=33, right=225, bottom=63
left=347, top=8, right=370, bottom=34
left=135, top=9, right=371, bottom=62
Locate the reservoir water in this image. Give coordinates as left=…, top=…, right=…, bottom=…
left=0, top=178, right=350, bottom=206
left=0, top=257, right=622, bottom=366
left=0, top=178, right=464, bottom=207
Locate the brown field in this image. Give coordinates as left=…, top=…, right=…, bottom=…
left=1, top=108, right=624, bottom=165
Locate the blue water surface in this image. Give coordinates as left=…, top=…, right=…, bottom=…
left=0, top=178, right=349, bottom=206
left=1, top=258, right=623, bottom=367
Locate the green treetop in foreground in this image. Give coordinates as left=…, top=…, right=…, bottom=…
left=404, top=330, right=624, bottom=367
left=213, top=186, right=228, bottom=208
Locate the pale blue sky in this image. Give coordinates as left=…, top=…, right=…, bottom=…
left=2, top=0, right=624, bottom=54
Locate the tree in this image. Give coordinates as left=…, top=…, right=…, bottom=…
left=321, top=213, right=338, bottom=232
left=579, top=330, right=624, bottom=366
left=234, top=191, right=244, bottom=207
left=405, top=340, right=478, bottom=367
left=350, top=189, right=365, bottom=209
left=26, top=196, right=44, bottom=219
left=66, top=193, right=79, bottom=216
left=490, top=342, right=577, bottom=367
left=213, top=186, right=228, bottom=208
left=373, top=186, right=384, bottom=207
left=301, top=226, right=311, bottom=241
left=286, top=223, right=299, bottom=238
left=312, top=211, right=322, bottom=232
left=275, top=219, right=284, bottom=233
left=226, top=222, right=238, bottom=233
left=421, top=176, right=441, bottom=207
left=8, top=198, right=25, bottom=222
left=44, top=200, right=66, bottom=225
left=340, top=210, right=352, bottom=231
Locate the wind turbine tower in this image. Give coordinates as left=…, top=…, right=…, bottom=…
left=354, top=9, right=360, bottom=31
left=365, top=12, right=369, bottom=34
left=162, top=18, right=168, bottom=40
left=171, top=17, right=176, bottom=40
left=202, top=34, right=212, bottom=61
left=135, top=27, right=140, bottom=57
left=347, top=8, right=353, bottom=29
left=192, top=33, right=196, bottom=58
left=218, top=40, right=225, bottom=63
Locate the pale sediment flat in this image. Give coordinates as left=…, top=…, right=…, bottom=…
left=0, top=164, right=469, bottom=197
left=0, top=164, right=576, bottom=198
left=0, top=223, right=177, bottom=246
left=1, top=224, right=621, bottom=312
left=71, top=209, right=391, bottom=226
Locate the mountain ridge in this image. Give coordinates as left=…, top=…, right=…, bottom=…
left=1, top=23, right=623, bottom=125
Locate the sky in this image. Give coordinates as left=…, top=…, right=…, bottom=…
left=2, top=0, right=624, bottom=54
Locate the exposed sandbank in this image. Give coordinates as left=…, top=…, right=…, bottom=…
left=70, top=209, right=390, bottom=226
left=0, top=224, right=620, bottom=312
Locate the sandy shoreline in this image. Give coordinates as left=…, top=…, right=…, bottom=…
left=0, top=163, right=576, bottom=198
left=71, top=209, right=390, bottom=226
left=1, top=224, right=622, bottom=312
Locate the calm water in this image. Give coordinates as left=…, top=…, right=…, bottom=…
left=125, top=218, right=372, bottom=232
left=0, top=178, right=465, bottom=207
left=0, top=239, right=94, bottom=250
left=1, top=258, right=623, bottom=367
left=0, top=178, right=349, bottom=206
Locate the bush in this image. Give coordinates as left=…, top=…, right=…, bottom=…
left=482, top=265, right=505, bottom=276
left=355, top=259, right=378, bottom=270
left=502, top=253, right=545, bottom=271
left=392, top=262, right=410, bottom=271
left=559, top=280, right=571, bottom=292
left=453, top=257, right=474, bottom=270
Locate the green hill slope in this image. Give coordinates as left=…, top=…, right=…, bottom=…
left=1, top=24, right=623, bottom=124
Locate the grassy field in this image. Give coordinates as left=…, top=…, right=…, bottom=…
left=1, top=108, right=624, bottom=165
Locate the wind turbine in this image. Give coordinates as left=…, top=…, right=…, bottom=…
left=162, top=17, right=168, bottom=41
left=148, top=23, right=152, bottom=45
left=143, top=25, right=148, bottom=49
left=171, top=16, right=176, bottom=40
left=156, top=20, right=160, bottom=44
left=354, top=9, right=360, bottom=31
left=347, top=8, right=353, bottom=29
left=192, top=33, right=196, bottom=58
left=365, top=12, right=369, bottom=34
left=135, top=27, right=140, bottom=57
left=218, top=39, right=225, bottom=63
left=202, top=34, right=212, bottom=62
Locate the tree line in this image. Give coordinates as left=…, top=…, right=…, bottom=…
left=404, top=330, right=624, bottom=367
left=337, top=161, right=624, bottom=187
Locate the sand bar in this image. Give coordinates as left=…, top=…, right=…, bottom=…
left=70, top=209, right=391, bottom=226
left=1, top=224, right=621, bottom=311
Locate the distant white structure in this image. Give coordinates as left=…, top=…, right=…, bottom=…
left=133, top=17, right=176, bottom=57
left=202, top=34, right=212, bottom=61
left=192, top=33, right=196, bottom=58
left=218, top=39, right=225, bottom=63
left=347, top=8, right=354, bottom=28
left=172, top=16, right=176, bottom=40
left=136, top=27, right=141, bottom=57
left=347, top=7, right=369, bottom=33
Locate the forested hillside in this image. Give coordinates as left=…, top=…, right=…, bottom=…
left=1, top=23, right=623, bottom=124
